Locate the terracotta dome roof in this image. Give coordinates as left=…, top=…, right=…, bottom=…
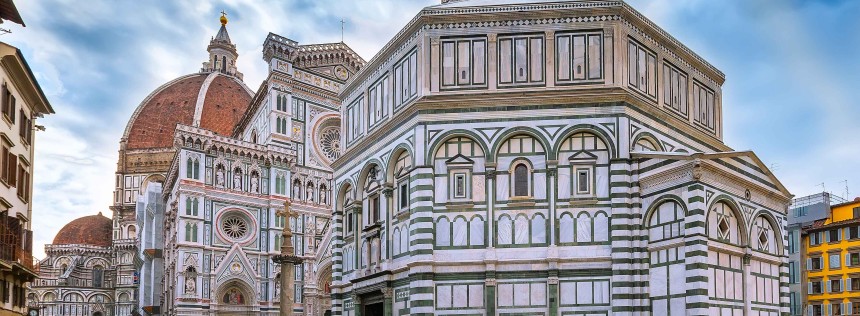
left=123, top=72, right=252, bottom=150
left=52, top=213, right=113, bottom=247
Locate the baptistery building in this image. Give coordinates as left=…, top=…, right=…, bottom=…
left=330, top=1, right=792, bottom=316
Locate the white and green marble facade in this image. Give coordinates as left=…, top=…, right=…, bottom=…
left=330, top=1, right=793, bottom=316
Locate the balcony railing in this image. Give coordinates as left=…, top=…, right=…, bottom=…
left=0, top=216, right=35, bottom=271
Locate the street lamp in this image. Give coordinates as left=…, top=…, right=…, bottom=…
left=272, top=200, right=302, bottom=316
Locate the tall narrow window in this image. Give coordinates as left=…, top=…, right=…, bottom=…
left=399, top=182, right=408, bottom=210
left=442, top=42, right=455, bottom=86
left=574, top=167, right=592, bottom=195
left=369, top=195, right=380, bottom=225
left=513, top=164, right=529, bottom=197
left=92, top=266, right=104, bottom=288
left=693, top=81, right=716, bottom=131
left=453, top=173, right=467, bottom=199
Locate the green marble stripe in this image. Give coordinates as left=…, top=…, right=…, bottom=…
left=611, top=281, right=649, bottom=287
left=688, top=184, right=704, bottom=191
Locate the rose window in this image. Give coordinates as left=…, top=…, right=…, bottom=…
left=319, top=127, right=341, bottom=162
left=222, top=216, right=249, bottom=240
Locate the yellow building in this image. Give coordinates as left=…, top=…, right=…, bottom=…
left=803, top=198, right=860, bottom=315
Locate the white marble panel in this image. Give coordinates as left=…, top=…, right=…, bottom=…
left=560, top=282, right=575, bottom=305
left=468, top=284, right=483, bottom=307
left=452, top=285, right=467, bottom=308
left=452, top=218, right=467, bottom=246
left=437, top=285, right=452, bottom=308
left=514, top=283, right=530, bottom=306
left=498, top=283, right=513, bottom=306
left=576, top=281, right=593, bottom=304
left=531, top=283, right=546, bottom=306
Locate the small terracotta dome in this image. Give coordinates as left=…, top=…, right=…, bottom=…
left=122, top=73, right=252, bottom=150
left=52, top=213, right=113, bottom=247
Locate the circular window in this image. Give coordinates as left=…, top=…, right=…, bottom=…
left=222, top=215, right=249, bottom=240
left=319, top=126, right=341, bottom=162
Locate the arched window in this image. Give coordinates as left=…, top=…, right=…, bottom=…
left=514, top=215, right=529, bottom=245
left=127, top=225, right=137, bottom=239
left=633, top=137, right=660, bottom=152
left=559, top=213, right=574, bottom=243
left=709, top=202, right=740, bottom=244
left=436, top=217, right=451, bottom=247
left=452, top=217, right=468, bottom=246
left=186, top=158, right=194, bottom=179
left=576, top=212, right=592, bottom=242
left=469, top=216, right=484, bottom=246
left=753, top=216, right=777, bottom=254
left=392, top=228, right=401, bottom=256
left=648, top=201, right=684, bottom=242
left=185, top=223, right=192, bottom=242
left=531, top=214, right=546, bottom=244
left=92, top=265, right=104, bottom=288
left=593, top=212, right=609, bottom=242
left=497, top=215, right=513, bottom=245
left=360, top=241, right=369, bottom=268
left=513, top=163, right=529, bottom=197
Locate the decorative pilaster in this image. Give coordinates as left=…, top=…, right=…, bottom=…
left=684, top=180, right=710, bottom=315
left=382, top=288, right=393, bottom=316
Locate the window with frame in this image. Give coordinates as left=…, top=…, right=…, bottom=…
left=345, top=98, right=363, bottom=144
left=368, top=194, right=380, bottom=225
left=788, top=231, right=796, bottom=253
left=811, top=231, right=823, bottom=246
left=398, top=181, right=409, bottom=211
left=848, top=252, right=860, bottom=267
left=854, top=207, right=860, bottom=219
left=275, top=116, right=288, bottom=134
left=809, top=256, right=823, bottom=270
left=512, top=163, right=530, bottom=197
left=345, top=211, right=354, bottom=235
left=662, top=62, right=688, bottom=116
left=627, top=39, right=657, bottom=98
left=441, top=37, right=486, bottom=88
left=849, top=226, right=860, bottom=240
left=275, top=93, right=288, bottom=112
left=394, top=49, right=418, bottom=107
left=809, top=280, right=823, bottom=294
left=18, top=110, right=31, bottom=145
left=850, top=277, right=860, bottom=291
left=808, top=304, right=823, bottom=316
left=1, top=146, right=16, bottom=187
left=693, top=81, right=716, bottom=130
left=16, top=163, right=28, bottom=202
left=185, top=197, right=199, bottom=216
left=556, top=32, right=602, bottom=83
left=788, top=262, right=798, bottom=284
left=452, top=172, right=468, bottom=199
left=367, top=76, right=390, bottom=128
left=574, top=166, right=592, bottom=196
left=827, top=228, right=841, bottom=243
left=831, top=303, right=843, bottom=315
left=1, top=83, right=15, bottom=123
left=498, top=34, right=544, bottom=85
left=829, top=278, right=843, bottom=292
left=830, top=253, right=842, bottom=269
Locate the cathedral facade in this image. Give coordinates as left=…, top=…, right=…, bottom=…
left=135, top=15, right=362, bottom=316
left=330, top=1, right=792, bottom=316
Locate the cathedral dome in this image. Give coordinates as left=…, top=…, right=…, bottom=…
left=122, top=72, right=252, bottom=150
left=52, top=213, right=113, bottom=247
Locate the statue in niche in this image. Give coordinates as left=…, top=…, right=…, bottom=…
left=306, top=184, right=314, bottom=202
left=185, top=276, right=196, bottom=294
left=293, top=181, right=302, bottom=200
left=250, top=172, right=259, bottom=193
left=216, top=166, right=225, bottom=187
left=319, top=186, right=327, bottom=205
left=233, top=170, right=242, bottom=190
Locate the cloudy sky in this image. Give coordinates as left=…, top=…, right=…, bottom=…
left=4, top=0, right=859, bottom=258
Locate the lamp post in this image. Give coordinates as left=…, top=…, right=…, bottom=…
left=272, top=200, right=302, bottom=316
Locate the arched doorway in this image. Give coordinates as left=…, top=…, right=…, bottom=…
left=215, top=280, right=256, bottom=315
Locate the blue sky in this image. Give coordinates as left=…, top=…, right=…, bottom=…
left=4, top=0, right=859, bottom=258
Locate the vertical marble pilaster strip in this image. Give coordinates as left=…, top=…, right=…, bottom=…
left=429, top=37, right=440, bottom=93
left=545, top=30, right=556, bottom=88
left=383, top=288, right=393, bottom=316
left=487, top=33, right=498, bottom=91
left=485, top=273, right=497, bottom=316
left=684, top=181, right=710, bottom=315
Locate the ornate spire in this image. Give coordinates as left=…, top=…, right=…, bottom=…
left=202, top=11, right=243, bottom=80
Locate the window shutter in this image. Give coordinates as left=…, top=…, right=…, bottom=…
left=1, top=84, right=6, bottom=116
left=826, top=231, right=831, bottom=243
left=808, top=305, right=812, bottom=316
left=827, top=280, right=831, bottom=292
left=809, top=282, right=813, bottom=294
left=849, top=254, right=852, bottom=267
left=7, top=153, right=15, bottom=187
left=848, top=302, right=853, bottom=315
left=808, top=258, right=812, bottom=270
left=839, top=228, right=843, bottom=241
